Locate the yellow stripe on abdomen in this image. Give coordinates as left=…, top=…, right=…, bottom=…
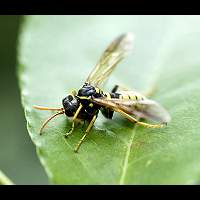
left=119, top=91, right=145, bottom=101
left=104, top=92, right=112, bottom=99
left=120, top=94, right=130, bottom=100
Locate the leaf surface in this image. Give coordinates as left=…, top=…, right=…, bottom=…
left=18, top=16, right=200, bottom=184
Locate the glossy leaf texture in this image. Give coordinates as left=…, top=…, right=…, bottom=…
left=18, top=16, right=200, bottom=184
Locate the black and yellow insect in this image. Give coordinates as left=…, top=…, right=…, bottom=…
left=33, top=33, right=171, bottom=153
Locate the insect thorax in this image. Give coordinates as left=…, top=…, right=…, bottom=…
left=100, top=91, right=144, bottom=119
left=77, top=83, right=103, bottom=98
left=77, top=83, right=103, bottom=117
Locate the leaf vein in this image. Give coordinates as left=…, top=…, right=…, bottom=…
left=119, top=128, right=136, bottom=185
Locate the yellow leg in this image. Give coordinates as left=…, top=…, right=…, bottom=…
left=74, top=115, right=97, bottom=153
left=64, top=104, right=83, bottom=138
left=115, top=108, right=164, bottom=128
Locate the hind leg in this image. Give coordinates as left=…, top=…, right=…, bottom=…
left=114, top=108, right=165, bottom=128
left=101, top=85, right=119, bottom=119
left=111, top=85, right=119, bottom=93
left=104, top=84, right=133, bottom=119
left=111, top=84, right=133, bottom=92
left=112, top=84, right=157, bottom=98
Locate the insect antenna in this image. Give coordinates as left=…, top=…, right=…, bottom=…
left=38, top=110, right=65, bottom=135
left=33, top=105, right=64, bottom=111
left=33, top=105, right=65, bottom=134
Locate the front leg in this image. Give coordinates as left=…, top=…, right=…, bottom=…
left=64, top=104, right=83, bottom=138
left=74, top=115, right=97, bottom=153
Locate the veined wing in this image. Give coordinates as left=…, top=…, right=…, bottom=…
left=86, top=33, right=134, bottom=87
left=91, top=97, right=171, bottom=124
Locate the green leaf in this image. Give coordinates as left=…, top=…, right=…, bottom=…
left=0, top=170, right=14, bottom=185
left=18, top=16, right=200, bottom=184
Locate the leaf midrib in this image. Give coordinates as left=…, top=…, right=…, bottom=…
left=119, top=127, right=137, bottom=184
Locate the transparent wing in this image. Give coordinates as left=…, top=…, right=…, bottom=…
left=86, top=33, right=134, bottom=87
left=92, top=97, right=171, bottom=124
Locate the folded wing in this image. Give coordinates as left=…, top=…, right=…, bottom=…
left=92, top=97, right=171, bottom=124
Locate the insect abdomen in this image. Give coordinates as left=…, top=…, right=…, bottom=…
left=103, top=92, right=120, bottom=99
left=104, top=91, right=144, bottom=100
left=101, top=91, right=145, bottom=119
left=117, top=91, right=144, bottom=101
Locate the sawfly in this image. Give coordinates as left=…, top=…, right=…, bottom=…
left=33, top=33, right=171, bottom=153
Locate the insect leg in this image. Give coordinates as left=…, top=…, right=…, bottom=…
left=114, top=108, right=164, bottom=128
left=64, top=104, right=83, bottom=138
left=74, top=115, right=97, bottom=153
left=101, top=85, right=119, bottom=119
left=112, top=83, right=156, bottom=98
left=111, top=85, right=119, bottom=93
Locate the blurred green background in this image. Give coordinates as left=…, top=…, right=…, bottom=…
left=0, top=15, right=48, bottom=184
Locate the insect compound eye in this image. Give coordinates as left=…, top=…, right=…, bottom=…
left=62, top=95, right=79, bottom=117
left=68, top=95, right=74, bottom=101
left=62, top=95, right=73, bottom=109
